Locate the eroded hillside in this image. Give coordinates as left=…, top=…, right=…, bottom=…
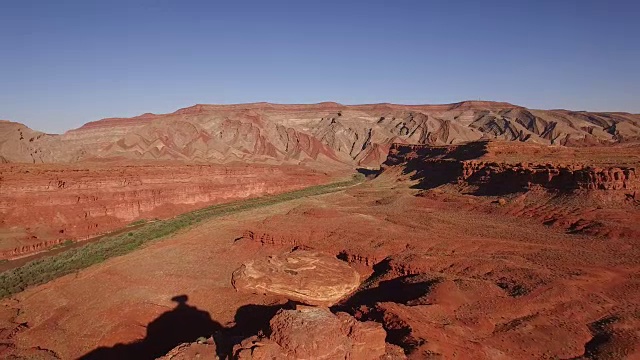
left=2, top=101, right=639, bottom=167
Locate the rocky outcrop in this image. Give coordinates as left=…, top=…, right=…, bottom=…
left=231, top=250, right=361, bottom=307
left=238, top=230, right=300, bottom=247
left=158, top=341, right=218, bottom=360
left=3, top=101, right=640, bottom=167
left=0, top=163, right=331, bottom=259
left=233, top=306, right=404, bottom=360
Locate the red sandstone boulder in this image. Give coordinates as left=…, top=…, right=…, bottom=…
left=157, top=341, right=217, bottom=359
left=233, top=307, right=403, bottom=360
left=231, top=250, right=360, bottom=307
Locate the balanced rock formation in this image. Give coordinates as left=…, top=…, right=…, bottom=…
left=233, top=306, right=404, bottom=360
left=231, top=250, right=360, bottom=307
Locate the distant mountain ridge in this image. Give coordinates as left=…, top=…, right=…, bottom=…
left=2, top=101, right=639, bottom=166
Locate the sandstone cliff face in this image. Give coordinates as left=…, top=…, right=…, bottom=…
left=3, top=101, right=640, bottom=167
left=460, top=162, right=637, bottom=191
left=0, top=163, right=331, bottom=259
left=382, top=141, right=639, bottom=194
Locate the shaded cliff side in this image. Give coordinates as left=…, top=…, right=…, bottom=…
left=381, top=140, right=639, bottom=194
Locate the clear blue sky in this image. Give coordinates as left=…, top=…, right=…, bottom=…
left=1, top=0, right=639, bottom=133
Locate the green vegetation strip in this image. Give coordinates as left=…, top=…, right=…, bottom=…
left=0, top=174, right=364, bottom=299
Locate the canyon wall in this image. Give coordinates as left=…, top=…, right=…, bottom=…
left=383, top=141, right=639, bottom=194
left=459, top=162, right=637, bottom=192
left=0, top=163, right=332, bottom=259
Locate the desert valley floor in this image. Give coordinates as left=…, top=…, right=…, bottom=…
left=0, top=141, right=638, bottom=359
left=0, top=102, right=639, bottom=359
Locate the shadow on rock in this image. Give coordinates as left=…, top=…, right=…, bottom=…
left=330, top=272, right=440, bottom=355
left=385, top=140, right=490, bottom=191
left=215, top=302, right=294, bottom=358
left=356, top=167, right=382, bottom=178
left=79, top=295, right=222, bottom=360
left=333, top=274, right=440, bottom=310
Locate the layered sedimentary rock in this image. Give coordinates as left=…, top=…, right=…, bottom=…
left=3, top=101, right=640, bottom=167
left=378, top=140, right=640, bottom=240
left=383, top=140, right=640, bottom=193
left=232, top=250, right=361, bottom=307
left=460, top=162, right=637, bottom=191
left=233, top=307, right=400, bottom=360
left=0, top=163, right=331, bottom=259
